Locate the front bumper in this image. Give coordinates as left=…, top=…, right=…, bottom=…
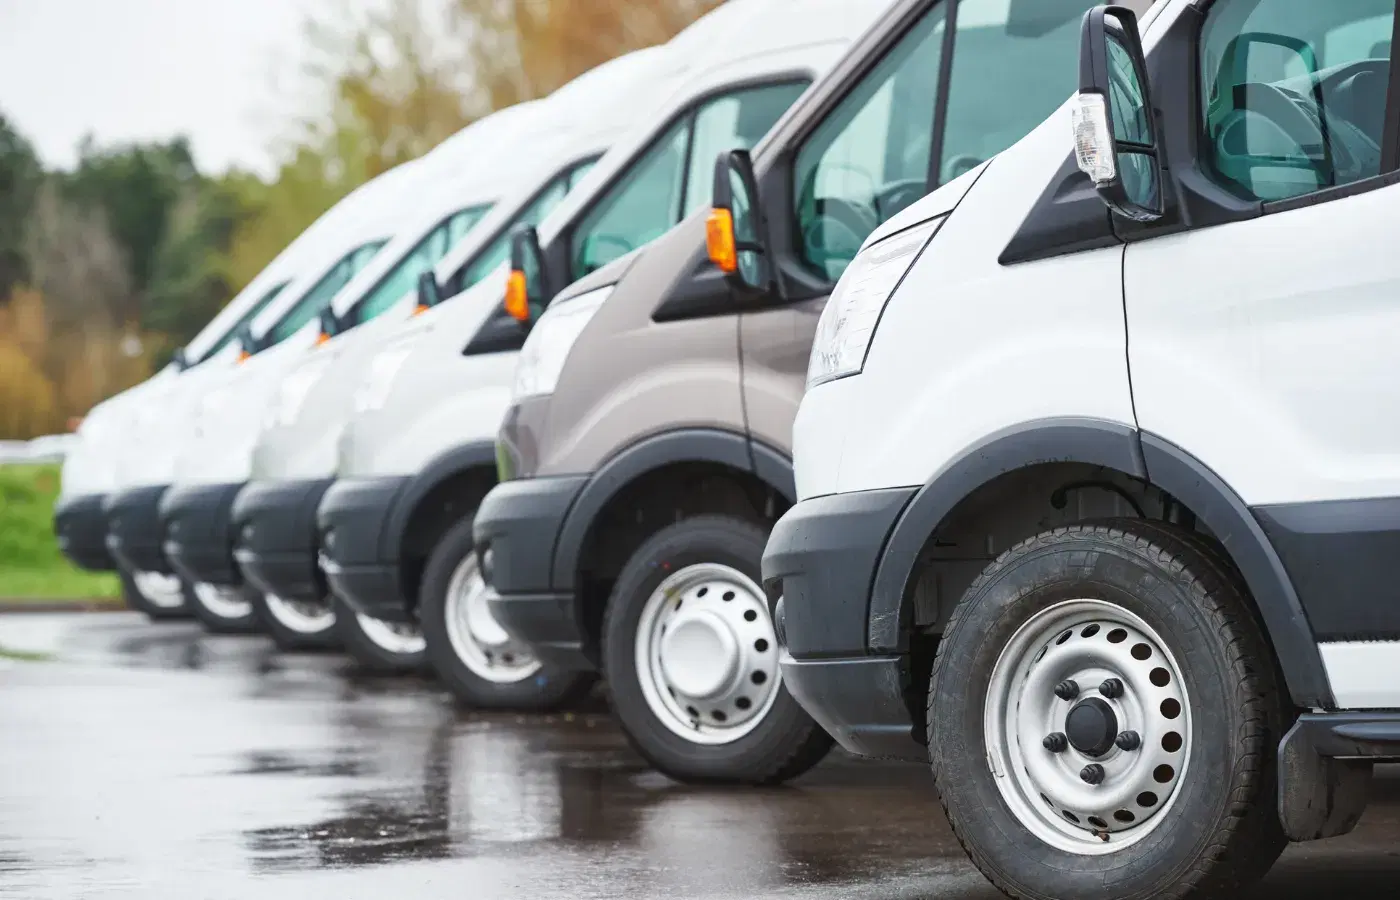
left=104, top=485, right=172, bottom=574
left=475, top=475, right=591, bottom=670
left=317, top=476, right=411, bottom=622
left=54, top=493, right=114, bottom=572
left=159, top=482, right=245, bottom=586
left=232, top=478, right=335, bottom=601
left=762, top=487, right=923, bottom=760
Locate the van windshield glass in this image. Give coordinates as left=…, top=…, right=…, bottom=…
left=265, top=240, right=386, bottom=345
left=351, top=204, right=492, bottom=324
left=197, top=280, right=288, bottom=363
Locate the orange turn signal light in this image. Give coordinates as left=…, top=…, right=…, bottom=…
left=413, top=304, right=429, bottom=316
left=315, top=331, right=331, bottom=346
left=706, top=208, right=737, bottom=274
left=504, top=269, right=530, bottom=322
left=237, top=349, right=251, bottom=363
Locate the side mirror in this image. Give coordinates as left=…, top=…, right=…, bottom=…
left=505, top=226, right=548, bottom=324
left=416, top=270, right=443, bottom=314
left=315, top=306, right=338, bottom=347
left=707, top=148, right=777, bottom=298
left=170, top=347, right=189, bottom=371
left=1072, top=5, right=1163, bottom=222
left=235, top=325, right=255, bottom=362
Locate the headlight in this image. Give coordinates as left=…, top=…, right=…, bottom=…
left=353, top=337, right=418, bottom=413
left=511, top=285, right=613, bottom=402
left=265, top=358, right=331, bottom=429
left=806, top=216, right=943, bottom=390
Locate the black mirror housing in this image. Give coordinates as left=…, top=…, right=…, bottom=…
left=509, top=226, right=550, bottom=307
left=1075, top=5, right=1164, bottom=221
left=710, top=148, right=778, bottom=298
left=170, top=346, right=189, bottom=371
left=416, top=270, right=444, bottom=310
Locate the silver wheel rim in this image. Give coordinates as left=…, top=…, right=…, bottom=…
left=635, top=563, right=780, bottom=745
left=355, top=614, right=425, bottom=656
left=133, top=571, right=184, bottom=609
left=444, top=555, right=541, bottom=684
left=193, top=583, right=251, bottom=620
left=984, top=599, right=1191, bottom=854
left=263, top=594, right=336, bottom=635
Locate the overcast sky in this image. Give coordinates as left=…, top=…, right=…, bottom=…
left=0, top=0, right=345, bottom=178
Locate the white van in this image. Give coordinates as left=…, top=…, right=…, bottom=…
left=85, top=168, right=417, bottom=620
left=319, top=0, right=898, bottom=710
left=229, top=48, right=671, bottom=668
left=156, top=105, right=551, bottom=642
left=764, top=0, right=1397, bottom=895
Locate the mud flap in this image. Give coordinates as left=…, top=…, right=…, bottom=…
left=1278, top=719, right=1372, bottom=842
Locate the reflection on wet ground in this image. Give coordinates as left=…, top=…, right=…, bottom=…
left=3, top=613, right=1400, bottom=899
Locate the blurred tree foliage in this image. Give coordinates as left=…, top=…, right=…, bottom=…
left=0, top=0, right=725, bottom=439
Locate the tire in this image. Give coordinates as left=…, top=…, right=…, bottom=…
left=120, top=569, right=191, bottom=621
left=247, top=590, right=340, bottom=652
left=601, top=514, right=833, bottom=785
left=927, top=519, right=1290, bottom=900
left=421, top=514, right=595, bottom=711
left=183, top=580, right=260, bottom=634
left=332, top=594, right=427, bottom=674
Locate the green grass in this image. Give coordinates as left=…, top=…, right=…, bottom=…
left=0, top=464, right=121, bottom=601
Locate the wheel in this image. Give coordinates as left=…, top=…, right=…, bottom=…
left=120, top=569, right=192, bottom=621
left=183, top=580, right=260, bottom=634
left=247, top=590, right=339, bottom=652
left=927, top=520, right=1290, bottom=900
left=601, top=515, right=833, bottom=785
left=332, top=594, right=427, bottom=674
left=421, top=515, right=595, bottom=710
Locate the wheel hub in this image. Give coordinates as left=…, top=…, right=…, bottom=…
left=193, top=583, right=251, bottom=619
left=659, top=609, right=739, bottom=699
left=984, top=599, right=1192, bottom=854
left=443, top=556, right=541, bottom=685
left=264, top=594, right=335, bottom=634
left=356, top=614, right=425, bottom=656
left=634, top=563, right=781, bottom=746
left=1065, top=698, right=1118, bottom=757
left=133, top=572, right=184, bottom=609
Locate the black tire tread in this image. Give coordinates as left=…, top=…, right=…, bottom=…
left=928, top=519, right=1288, bottom=900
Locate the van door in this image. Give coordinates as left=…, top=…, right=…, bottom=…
left=740, top=0, right=1102, bottom=457
left=1124, top=2, right=1400, bottom=674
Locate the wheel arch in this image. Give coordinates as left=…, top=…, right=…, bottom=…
left=869, top=418, right=1333, bottom=710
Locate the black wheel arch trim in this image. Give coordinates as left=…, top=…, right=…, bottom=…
left=550, top=428, right=791, bottom=589
left=869, top=417, right=1146, bottom=653
left=382, top=440, right=499, bottom=562
left=749, top=439, right=796, bottom=505
left=865, top=418, right=1334, bottom=709
left=1139, top=432, right=1333, bottom=708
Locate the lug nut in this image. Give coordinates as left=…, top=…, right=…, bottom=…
left=1043, top=732, right=1068, bottom=753
left=1115, top=730, right=1141, bottom=751
left=1080, top=763, right=1105, bottom=785
left=1099, top=678, right=1124, bottom=699
left=1054, top=680, right=1080, bottom=701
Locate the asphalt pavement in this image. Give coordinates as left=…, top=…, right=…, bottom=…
left=2, top=612, right=1400, bottom=900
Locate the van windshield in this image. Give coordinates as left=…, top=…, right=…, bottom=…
left=264, top=240, right=387, bottom=346
left=196, top=280, right=288, bottom=364
left=348, top=204, right=493, bottom=326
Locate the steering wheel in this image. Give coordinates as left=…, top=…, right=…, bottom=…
left=875, top=178, right=929, bottom=221
left=942, top=154, right=984, bottom=182
left=1316, top=59, right=1391, bottom=146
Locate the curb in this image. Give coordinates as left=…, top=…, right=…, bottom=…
left=0, top=598, right=126, bottom=614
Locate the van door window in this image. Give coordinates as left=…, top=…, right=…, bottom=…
left=793, top=8, right=948, bottom=281
left=937, top=0, right=1095, bottom=185
left=572, top=81, right=812, bottom=279
left=456, top=158, right=599, bottom=292
left=267, top=240, right=386, bottom=345
left=353, top=204, right=492, bottom=324
left=1200, top=0, right=1395, bottom=202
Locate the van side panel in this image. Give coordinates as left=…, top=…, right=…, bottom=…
left=740, top=298, right=826, bottom=459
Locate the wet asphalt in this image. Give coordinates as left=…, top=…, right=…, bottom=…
left=2, top=613, right=1400, bottom=900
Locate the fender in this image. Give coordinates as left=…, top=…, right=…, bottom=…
left=381, top=440, right=499, bottom=561
left=551, top=428, right=792, bottom=588
left=749, top=439, right=797, bottom=505
left=869, top=418, right=1145, bottom=653
left=1139, top=433, right=1333, bottom=709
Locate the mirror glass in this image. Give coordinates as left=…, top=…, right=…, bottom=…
left=728, top=167, right=764, bottom=289
left=1105, top=26, right=1159, bottom=211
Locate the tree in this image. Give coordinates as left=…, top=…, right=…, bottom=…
left=0, top=113, right=41, bottom=300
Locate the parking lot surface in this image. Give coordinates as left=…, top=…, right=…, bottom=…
left=3, top=613, right=1400, bottom=900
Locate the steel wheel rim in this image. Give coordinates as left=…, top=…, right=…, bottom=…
left=355, top=614, right=425, bottom=656
left=984, top=598, right=1192, bottom=854
left=133, top=572, right=184, bottom=609
left=264, top=594, right=336, bottom=635
left=443, top=555, right=541, bottom=684
left=634, top=563, right=780, bottom=745
left=192, top=583, right=251, bottom=620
